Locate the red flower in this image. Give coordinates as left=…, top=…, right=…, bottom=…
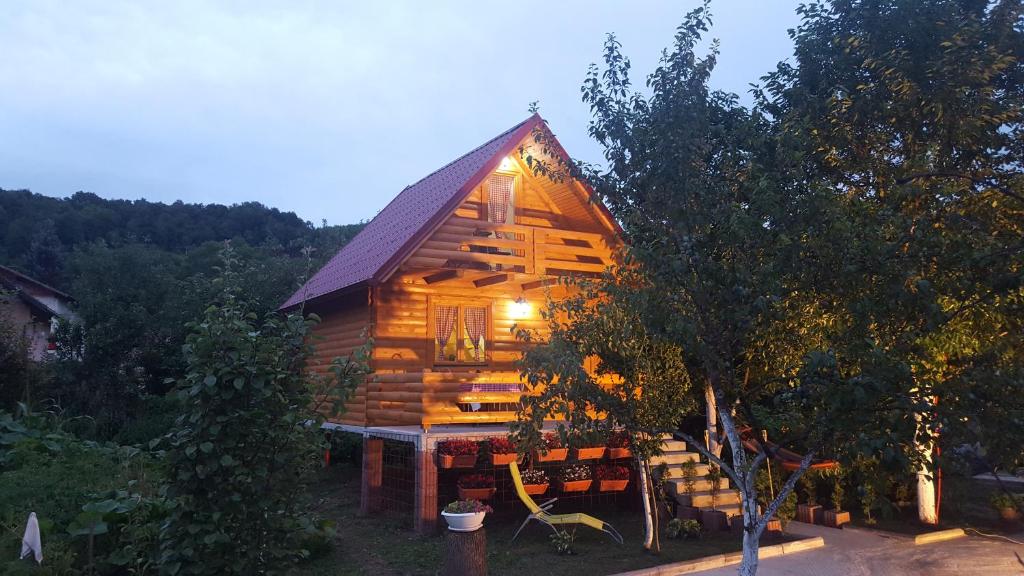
left=607, top=431, right=631, bottom=448
left=596, top=465, right=630, bottom=480
left=457, top=474, right=496, bottom=489
left=438, top=439, right=480, bottom=456
left=489, top=436, right=516, bottom=454
left=543, top=432, right=564, bottom=449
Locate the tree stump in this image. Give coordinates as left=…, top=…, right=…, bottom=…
left=442, top=528, right=487, bottom=576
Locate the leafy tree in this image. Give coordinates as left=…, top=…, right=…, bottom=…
left=520, top=1, right=1022, bottom=573
left=158, top=251, right=369, bottom=576
left=512, top=267, right=695, bottom=550
left=759, top=0, right=1024, bottom=520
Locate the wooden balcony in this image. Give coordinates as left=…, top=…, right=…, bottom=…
left=407, top=217, right=614, bottom=277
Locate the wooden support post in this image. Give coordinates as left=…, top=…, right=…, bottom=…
left=415, top=447, right=439, bottom=533
left=360, top=437, right=383, bottom=515
left=442, top=528, right=487, bottom=576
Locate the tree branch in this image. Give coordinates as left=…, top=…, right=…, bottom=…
left=895, top=172, right=1024, bottom=205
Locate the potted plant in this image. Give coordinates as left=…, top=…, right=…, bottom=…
left=457, top=474, right=496, bottom=501
left=676, top=459, right=702, bottom=520
left=570, top=430, right=606, bottom=461
left=824, top=470, right=850, bottom=528
left=556, top=464, right=592, bottom=493
left=441, top=499, right=493, bottom=532
left=534, top=432, right=569, bottom=463
left=606, top=431, right=633, bottom=460
left=991, top=492, right=1022, bottom=525
left=596, top=464, right=630, bottom=492
left=437, top=439, right=479, bottom=469
left=701, top=464, right=728, bottom=531
left=488, top=436, right=519, bottom=466
left=521, top=468, right=550, bottom=496
left=797, top=471, right=822, bottom=524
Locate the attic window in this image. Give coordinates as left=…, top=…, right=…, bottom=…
left=486, top=174, right=515, bottom=225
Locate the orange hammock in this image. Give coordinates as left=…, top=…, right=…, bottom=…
left=737, top=427, right=839, bottom=472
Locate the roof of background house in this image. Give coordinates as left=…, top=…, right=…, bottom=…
left=0, top=265, right=74, bottom=301
left=281, top=114, right=545, bottom=309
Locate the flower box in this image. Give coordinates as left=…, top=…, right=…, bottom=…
left=676, top=505, right=701, bottom=521
left=491, top=452, right=519, bottom=466
left=598, top=479, right=629, bottom=492
left=439, top=454, right=478, bottom=469
left=606, top=447, right=633, bottom=460
left=797, top=503, right=822, bottom=524
left=573, top=447, right=606, bottom=461
left=441, top=510, right=486, bottom=532
left=534, top=448, right=569, bottom=463
left=701, top=509, right=729, bottom=531
left=824, top=509, right=850, bottom=528
left=556, top=479, right=593, bottom=493
left=459, top=487, right=496, bottom=501
left=523, top=483, right=549, bottom=496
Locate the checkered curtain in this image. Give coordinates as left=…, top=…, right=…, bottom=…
left=435, top=305, right=457, bottom=360
left=487, top=174, right=513, bottom=224
left=463, top=307, right=486, bottom=361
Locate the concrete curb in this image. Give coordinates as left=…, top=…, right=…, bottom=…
left=913, top=528, right=966, bottom=545
left=611, top=536, right=826, bottom=575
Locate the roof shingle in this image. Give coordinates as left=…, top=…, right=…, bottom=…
left=282, top=115, right=540, bottom=308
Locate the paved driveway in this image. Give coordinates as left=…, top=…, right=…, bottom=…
left=703, top=522, right=1024, bottom=576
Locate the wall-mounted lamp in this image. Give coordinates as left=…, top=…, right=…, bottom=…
left=510, top=296, right=531, bottom=319
left=498, top=156, right=515, bottom=171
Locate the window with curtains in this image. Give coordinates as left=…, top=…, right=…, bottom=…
left=432, top=303, right=488, bottom=364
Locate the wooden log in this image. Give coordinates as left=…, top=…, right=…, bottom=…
left=442, top=528, right=487, bottom=576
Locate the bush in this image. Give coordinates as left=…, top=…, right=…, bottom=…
left=666, top=518, right=701, bottom=540
left=158, top=259, right=331, bottom=576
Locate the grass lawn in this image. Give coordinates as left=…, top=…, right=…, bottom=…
left=295, top=464, right=754, bottom=576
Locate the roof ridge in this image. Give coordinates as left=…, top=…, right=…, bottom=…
left=399, top=115, right=533, bottom=192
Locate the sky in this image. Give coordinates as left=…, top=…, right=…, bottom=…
left=0, top=1, right=803, bottom=225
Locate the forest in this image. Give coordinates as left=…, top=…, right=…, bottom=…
left=0, top=188, right=364, bottom=439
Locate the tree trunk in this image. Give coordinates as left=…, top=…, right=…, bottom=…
left=705, top=383, right=721, bottom=457
left=638, top=453, right=655, bottom=550
left=738, top=528, right=760, bottom=576
left=914, top=411, right=938, bottom=524
left=442, top=528, right=487, bottom=576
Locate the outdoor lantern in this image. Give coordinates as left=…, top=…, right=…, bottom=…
left=511, top=296, right=530, bottom=319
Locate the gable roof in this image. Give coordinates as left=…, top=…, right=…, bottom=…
left=0, top=264, right=74, bottom=302
left=282, top=114, right=615, bottom=309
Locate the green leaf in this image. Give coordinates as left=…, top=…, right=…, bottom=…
left=200, top=442, right=214, bottom=453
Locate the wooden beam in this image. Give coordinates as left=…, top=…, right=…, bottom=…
left=473, top=274, right=509, bottom=288
left=521, top=278, right=558, bottom=291
left=423, top=269, right=461, bottom=284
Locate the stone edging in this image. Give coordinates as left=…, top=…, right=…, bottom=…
left=611, top=536, right=826, bottom=576
left=913, top=528, right=966, bottom=545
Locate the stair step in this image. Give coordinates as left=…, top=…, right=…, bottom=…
left=657, top=463, right=711, bottom=478
left=675, top=490, right=742, bottom=509
left=665, top=477, right=730, bottom=495
left=659, top=439, right=687, bottom=452
left=649, top=451, right=700, bottom=465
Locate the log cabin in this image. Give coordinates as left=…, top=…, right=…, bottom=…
left=282, top=114, right=622, bottom=531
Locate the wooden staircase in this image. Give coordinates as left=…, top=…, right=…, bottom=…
left=650, top=433, right=742, bottom=517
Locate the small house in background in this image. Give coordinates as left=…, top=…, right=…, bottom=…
left=0, top=265, right=76, bottom=360
left=282, top=114, right=622, bottom=531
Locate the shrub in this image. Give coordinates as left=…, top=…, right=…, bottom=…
left=457, top=474, right=495, bottom=489
left=488, top=436, right=515, bottom=454
left=666, top=518, right=701, bottom=540
left=568, top=429, right=605, bottom=448
left=991, top=492, right=1022, bottom=511
left=595, top=464, right=630, bottom=480
left=549, top=528, right=576, bottom=555
left=438, top=439, right=480, bottom=456
left=158, top=257, right=339, bottom=576
left=444, top=500, right=493, bottom=514
left=559, top=464, right=591, bottom=482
